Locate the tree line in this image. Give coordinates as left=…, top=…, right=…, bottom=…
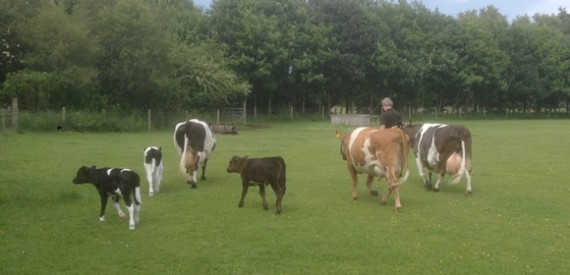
left=1, top=0, right=569, bottom=117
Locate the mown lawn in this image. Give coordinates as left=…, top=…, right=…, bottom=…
left=0, top=120, right=568, bottom=274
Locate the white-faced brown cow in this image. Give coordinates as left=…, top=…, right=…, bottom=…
left=402, top=123, right=473, bottom=195
left=173, top=119, right=216, bottom=188
left=336, top=127, right=410, bottom=211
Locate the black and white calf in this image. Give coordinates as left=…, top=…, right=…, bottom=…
left=144, top=146, right=164, bottom=196
left=73, top=166, right=142, bottom=230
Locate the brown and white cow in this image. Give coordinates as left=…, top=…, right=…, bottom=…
left=402, top=123, right=473, bottom=195
left=336, top=127, right=410, bottom=211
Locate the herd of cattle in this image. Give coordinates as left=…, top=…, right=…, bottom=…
left=72, top=118, right=472, bottom=230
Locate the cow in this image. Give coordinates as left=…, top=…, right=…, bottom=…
left=173, top=119, right=216, bottom=188
left=143, top=146, right=164, bottom=196
left=402, top=123, right=473, bottom=195
left=72, top=166, right=142, bottom=230
left=212, top=123, right=239, bottom=135
left=336, top=127, right=410, bottom=211
left=226, top=156, right=287, bottom=214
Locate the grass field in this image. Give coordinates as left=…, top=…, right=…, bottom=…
left=1, top=120, right=569, bottom=274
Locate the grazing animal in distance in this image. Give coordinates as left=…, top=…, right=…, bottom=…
left=337, top=127, right=410, bottom=211
left=226, top=156, right=287, bottom=214
left=173, top=119, right=216, bottom=188
left=402, top=123, right=473, bottom=195
left=72, top=166, right=142, bottom=230
left=143, top=146, right=164, bottom=196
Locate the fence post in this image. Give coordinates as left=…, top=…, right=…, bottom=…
left=1, top=108, right=5, bottom=131
left=11, top=97, right=18, bottom=130
left=217, top=109, right=220, bottom=123
left=290, top=106, right=293, bottom=120
left=62, top=107, right=66, bottom=127
left=147, top=109, right=152, bottom=131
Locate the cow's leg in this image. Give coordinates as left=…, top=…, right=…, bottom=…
left=259, top=184, right=269, bottom=210
left=381, top=167, right=401, bottom=211
left=98, top=192, right=109, bottom=222
left=146, top=171, right=154, bottom=196
left=239, top=181, right=249, bottom=208
left=122, top=191, right=135, bottom=230
left=465, top=170, right=473, bottom=196
left=112, top=196, right=126, bottom=218
left=200, top=158, right=208, bottom=180
left=270, top=183, right=284, bottom=215
left=134, top=187, right=141, bottom=224
left=433, top=173, right=444, bottom=192
left=416, top=157, right=431, bottom=189
left=366, top=175, right=379, bottom=197
left=348, top=167, right=359, bottom=200
left=156, top=168, right=163, bottom=193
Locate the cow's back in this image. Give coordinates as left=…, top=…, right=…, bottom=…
left=243, top=157, right=286, bottom=185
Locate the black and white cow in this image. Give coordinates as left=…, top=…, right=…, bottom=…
left=402, top=123, right=473, bottom=195
left=72, top=166, right=142, bottom=230
left=173, top=119, right=216, bottom=188
left=144, top=146, right=163, bottom=196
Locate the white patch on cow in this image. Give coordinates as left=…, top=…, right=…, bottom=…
left=427, top=136, right=440, bottom=167
left=348, top=128, right=385, bottom=176
left=113, top=200, right=126, bottom=218
left=99, top=215, right=105, bottom=222
left=106, top=169, right=113, bottom=176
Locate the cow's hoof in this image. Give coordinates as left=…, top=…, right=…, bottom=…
left=190, top=183, right=197, bottom=189
left=424, top=183, right=433, bottom=190
left=129, top=224, right=135, bottom=230
left=370, top=190, right=379, bottom=197
left=201, top=176, right=206, bottom=180
left=263, top=206, right=269, bottom=210
left=275, top=211, right=281, bottom=215
left=393, top=207, right=401, bottom=213
left=433, top=188, right=440, bottom=192
left=379, top=200, right=387, bottom=205
left=466, top=190, right=473, bottom=196
left=149, top=192, right=154, bottom=197
left=99, top=216, right=105, bottom=222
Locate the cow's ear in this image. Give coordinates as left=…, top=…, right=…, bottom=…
left=408, top=119, right=412, bottom=126
left=158, top=147, right=162, bottom=151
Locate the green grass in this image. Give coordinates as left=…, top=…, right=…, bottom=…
left=1, top=120, right=569, bottom=274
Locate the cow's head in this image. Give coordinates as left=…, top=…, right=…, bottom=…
left=72, top=165, right=96, bottom=184
left=227, top=156, right=248, bottom=173
left=335, top=130, right=348, bottom=160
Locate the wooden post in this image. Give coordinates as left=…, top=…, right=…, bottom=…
left=290, top=106, right=293, bottom=120
left=147, top=109, right=151, bottom=131
left=243, top=99, right=247, bottom=123
left=1, top=108, right=5, bottom=131
left=11, top=98, right=18, bottom=130
left=217, top=109, right=220, bottom=123
left=62, top=107, right=66, bottom=126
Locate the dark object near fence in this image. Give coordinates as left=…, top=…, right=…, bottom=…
left=212, top=123, right=239, bottom=134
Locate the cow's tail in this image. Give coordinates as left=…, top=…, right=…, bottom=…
left=134, top=186, right=142, bottom=205
left=278, top=157, right=286, bottom=187
left=398, top=131, right=410, bottom=184
left=450, top=140, right=467, bottom=184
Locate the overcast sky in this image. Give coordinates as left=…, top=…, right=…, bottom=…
left=193, top=0, right=567, bottom=21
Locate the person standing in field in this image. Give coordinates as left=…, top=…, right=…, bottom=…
left=379, top=97, right=402, bottom=129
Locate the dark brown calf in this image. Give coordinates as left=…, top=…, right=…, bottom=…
left=226, top=156, right=286, bottom=214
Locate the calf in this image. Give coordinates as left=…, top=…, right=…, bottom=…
left=337, top=127, right=410, bottom=211
left=402, top=123, right=473, bottom=195
left=226, top=156, right=287, bottom=214
left=143, top=146, right=164, bottom=196
left=73, top=166, right=142, bottom=230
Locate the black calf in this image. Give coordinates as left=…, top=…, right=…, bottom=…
left=73, top=165, right=142, bottom=230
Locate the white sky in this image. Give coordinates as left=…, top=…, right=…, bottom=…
left=193, top=0, right=568, bottom=21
